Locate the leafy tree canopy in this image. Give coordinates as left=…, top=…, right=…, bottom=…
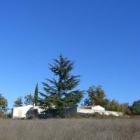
left=87, top=86, right=109, bottom=107
left=14, top=97, right=23, bottom=107
left=0, top=94, right=8, bottom=113
left=132, top=100, right=140, bottom=115
left=24, top=94, right=34, bottom=105
left=106, top=100, right=122, bottom=112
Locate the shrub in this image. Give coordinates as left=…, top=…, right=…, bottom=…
left=132, top=100, right=140, bottom=115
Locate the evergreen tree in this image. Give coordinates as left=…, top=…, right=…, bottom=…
left=40, top=55, right=83, bottom=116
left=14, top=97, right=23, bottom=107
left=34, top=83, right=39, bottom=106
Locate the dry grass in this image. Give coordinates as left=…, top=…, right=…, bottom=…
left=0, top=119, right=140, bottom=140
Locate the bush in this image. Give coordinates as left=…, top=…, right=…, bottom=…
left=105, top=100, right=122, bottom=112
left=39, top=106, right=77, bottom=119
left=132, top=100, right=140, bottom=115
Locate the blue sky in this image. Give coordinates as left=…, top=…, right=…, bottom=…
left=0, top=0, right=140, bottom=107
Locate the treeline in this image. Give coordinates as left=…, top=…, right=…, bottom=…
left=0, top=55, right=140, bottom=118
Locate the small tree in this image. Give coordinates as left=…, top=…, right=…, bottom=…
left=0, top=94, right=8, bottom=113
left=120, top=103, right=132, bottom=115
left=24, top=94, right=34, bottom=105
left=34, top=83, right=39, bottom=106
left=14, top=97, right=23, bottom=107
left=131, top=100, right=140, bottom=115
left=106, top=100, right=122, bottom=112
left=40, top=55, right=83, bottom=117
left=87, top=86, right=108, bottom=107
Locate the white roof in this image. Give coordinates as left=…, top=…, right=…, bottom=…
left=12, top=105, right=44, bottom=119
left=91, top=105, right=105, bottom=111
left=13, top=105, right=33, bottom=119
left=14, top=105, right=33, bottom=110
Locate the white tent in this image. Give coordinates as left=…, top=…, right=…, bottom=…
left=13, top=105, right=33, bottom=119
left=77, top=105, right=105, bottom=114
left=92, top=105, right=105, bottom=112
left=12, top=105, right=44, bottom=119
left=77, top=105, right=123, bottom=117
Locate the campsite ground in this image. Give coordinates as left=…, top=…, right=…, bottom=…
left=0, top=118, right=140, bottom=140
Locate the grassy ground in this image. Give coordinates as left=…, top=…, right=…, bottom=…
left=0, top=119, right=140, bottom=140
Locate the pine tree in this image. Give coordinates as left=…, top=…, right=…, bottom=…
left=40, top=55, right=83, bottom=116
left=34, top=83, right=39, bottom=106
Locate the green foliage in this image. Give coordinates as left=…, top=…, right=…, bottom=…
left=86, top=86, right=131, bottom=113
left=105, top=101, right=132, bottom=113
left=34, top=83, right=39, bottom=106
left=40, top=55, right=83, bottom=117
left=0, top=94, right=8, bottom=113
left=87, top=86, right=108, bottom=107
left=24, top=94, right=34, bottom=105
left=14, top=97, right=23, bottom=107
left=105, top=100, right=123, bottom=112
left=131, top=100, right=140, bottom=115
left=24, top=84, right=39, bottom=106
left=120, top=103, right=132, bottom=115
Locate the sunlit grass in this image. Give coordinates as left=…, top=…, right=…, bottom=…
left=0, top=119, right=140, bottom=140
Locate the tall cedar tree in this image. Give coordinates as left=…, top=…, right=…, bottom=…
left=34, top=83, right=39, bottom=106
left=40, top=55, right=83, bottom=115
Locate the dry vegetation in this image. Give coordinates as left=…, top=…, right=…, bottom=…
left=0, top=119, right=140, bottom=140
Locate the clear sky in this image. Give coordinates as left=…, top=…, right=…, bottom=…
left=0, top=0, right=140, bottom=108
